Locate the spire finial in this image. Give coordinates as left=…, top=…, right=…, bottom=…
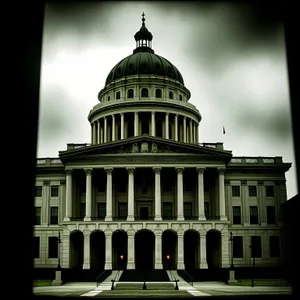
left=142, top=12, right=145, bottom=25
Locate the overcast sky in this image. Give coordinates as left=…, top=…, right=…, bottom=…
left=37, top=1, right=297, bottom=199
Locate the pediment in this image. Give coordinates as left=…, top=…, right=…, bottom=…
left=59, top=135, right=232, bottom=163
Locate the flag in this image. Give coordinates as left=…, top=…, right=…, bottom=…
left=222, top=126, right=225, bottom=135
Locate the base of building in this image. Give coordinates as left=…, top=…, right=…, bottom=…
left=52, top=271, right=63, bottom=286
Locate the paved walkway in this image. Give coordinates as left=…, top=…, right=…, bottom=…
left=33, top=280, right=293, bottom=298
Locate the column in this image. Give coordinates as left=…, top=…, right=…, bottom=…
left=154, top=230, right=163, bottom=269
left=153, top=167, right=162, bottom=221
left=83, top=231, right=90, bottom=269
left=218, top=167, right=227, bottom=220
left=104, top=230, right=112, bottom=269
left=174, top=114, right=178, bottom=141
left=42, top=180, right=50, bottom=225
left=59, top=180, right=66, bottom=223
left=197, top=168, right=206, bottom=220
left=112, top=114, right=115, bottom=141
left=127, top=168, right=135, bottom=221
left=100, top=126, right=104, bottom=144
left=151, top=111, right=155, bottom=136
left=61, top=230, right=70, bottom=268
left=97, top=120, right=101, bottom=144
left=183, top=117, right=187, bottom=142
left=189, top=119, right=193, bottom=143
left=104, top=117, right=107, bottom=143
left=134, top=112, right=139, bottom=136
left=176, top=167, right=184, bottom=221
left=64, top=168, right=72, bottom=221
left=258, top=181, right=266, bottom=226
left=221, top=232, right=230, bottom=268
left=90, top=123, right=93, bottom=144
left=196, top=124, right=199, bottom=143
left=93, top=122, right=97, bottom=145
left=177, top=230, right=185, bottom=269
left=165, top=113, right=169, bottom=139
left=84, top=168, right=92, bottom=221
left=127, top=230, right=135, bottom=269
left=241, top=181, right=249, bottom=225
left=120, top=113, right=124, bottom=139
left=193, top=122, right=196, bottom=144
left=199, top=231, right=208, bottom=268
left=105, top=167, right=113, bottom=221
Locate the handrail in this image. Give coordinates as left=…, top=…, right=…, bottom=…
left=113, top=270, right=120, bottom=282
left=183, top=270, right=193, bottom=287
left=96, top=270, right=106, bottom=287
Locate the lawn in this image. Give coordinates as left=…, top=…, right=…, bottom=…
left=33, top=280, right=53, bottom=287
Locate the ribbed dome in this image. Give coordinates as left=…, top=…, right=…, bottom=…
left=105, top=52, right=185, bottom=86
left=105, top=13, right=185, bottom=86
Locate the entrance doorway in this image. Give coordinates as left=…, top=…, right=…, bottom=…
left=135, top=230, right=154, bottom=270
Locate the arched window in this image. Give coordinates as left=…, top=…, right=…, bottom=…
left=127, top=89, right=134, bottom=98
left=141, top=88, right=148, bottom=98
left=169, top=91, right=174, bottom=99
left=179, top=94, right=183, bottom=101
left=116, top=91, right=120, bottom=100
left=155, top=89, right=162, bottom=98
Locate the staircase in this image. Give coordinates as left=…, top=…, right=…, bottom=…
left=119, top=269, right=170, bottom=282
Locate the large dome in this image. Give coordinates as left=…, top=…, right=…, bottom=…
left=105, top=51, right=185, bottom=86
left=105, top=13, right=185, bottom=86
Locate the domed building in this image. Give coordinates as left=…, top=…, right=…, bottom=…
left=34, top=14, right=291, bottom=282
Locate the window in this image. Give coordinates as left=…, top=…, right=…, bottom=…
left=269, top=236, right=280, bottom=258
left=204, top=202, right=209, bottom=218
left=155, top=89, right=162, bottom=98
left=35, top=186, right=42, bottom=197
left=107, top=95, right=110, bottom=101
left=118, top=203, right=127, bottom=219
left=184, top=202, right=192, bottom=219
left=48, top=237, right=58, bottom=258
left=233, top=236, right=243, bottom=258
left=116, top=91, right=120, bottom=99
left=169, top=91, right=174, bottom=99
left=179, top=94, right=183, bottom=101
left=251, top=236, right=262, bottom=258
left=33, top=236, right=40, bottom=258
left=80, top=203, right=86, bottom=219
left=141, top=88, right=148, bottom=97
left=127, top=89, right=134, bottom=98
left=267, top=206, right=276, bottom=224
left=51, top=185, right=59, bottom=197
left=232, top=206, right=241, bottom=224
left=249, top=186, right=257, bottom=197
left=34, top=207, right=41, bottom=225
left=250, top=206, right=258, bottom=224
left=97, top=183, right=106, bottom=193
left=97, top=203, right=106, bottom=219
left=266, top=186, right=274, bottom=197
left=232, top=186, right=240, bottom=197
left=163, top=177, right=172, bottom=192
left=183, top=179, right=192, bottom=191
left=163, top=202, right=172, bottom=219
left=50, top=207, right=58, bottom=224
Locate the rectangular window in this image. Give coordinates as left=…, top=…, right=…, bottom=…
left=118, top=203, right=127, bottom=219
left=250, top=206, right=258, bottom=224
left=35, top=186, right=42, bottom=197
left=184, top=202, right=192, bottom=219
left=249, top=186, right=257, bottom=197
left=51, top=185, right=59, bottom=197
left=97, top=203, right=106, bottom=219
left=233, top=236, right=243, bottom=258
left=50, top=207, right=58, bottom=224
left=266, top=186, right=274, bottom=197
left=251, top=236, right=262, bottom=258
left=48, top=237, right=58, bottom=258
left=80, top=203, right=86, bottom=219
left=163, top=202, right=172, bottom=219
left=266, top=206, right=276, bottom=224
left=33, top=236, right=40, bottom=258
left=232, top=206, right=241, bottom=224
left=204, top=202, right=209, bottom=218
left=269, top=236, right=280, bottom=258
left=34, top=207, right=41, bottom=225
left=232, top=186, right=240, bottom=197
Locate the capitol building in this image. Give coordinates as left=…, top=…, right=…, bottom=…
left=33, top=14, right=291, bottom=278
